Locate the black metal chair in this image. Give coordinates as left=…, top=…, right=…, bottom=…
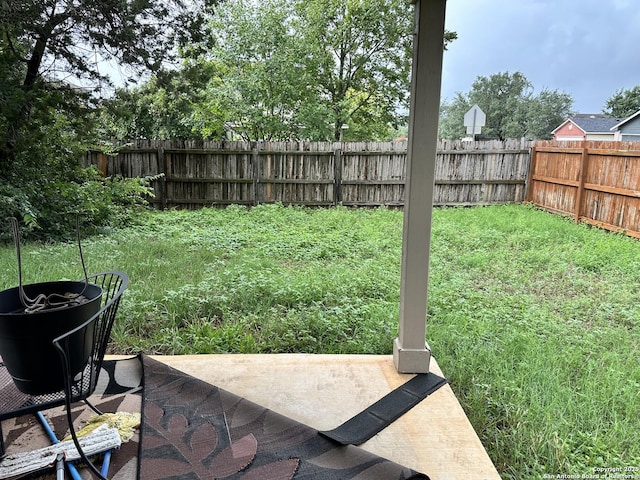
left=0, top=271, right=128, bottom=478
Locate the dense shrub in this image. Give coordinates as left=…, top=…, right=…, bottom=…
left=0, top=171, right=154, bottom=243
left=0, top=77, right=154, bottom=242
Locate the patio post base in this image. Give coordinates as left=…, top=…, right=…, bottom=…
left=393, top=338, right=431, bottom=373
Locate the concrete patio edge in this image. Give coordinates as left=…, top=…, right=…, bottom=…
left=106, top=353, right=500, bottom=480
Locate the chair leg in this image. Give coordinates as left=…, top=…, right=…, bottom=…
left=62, top=401, right=108, bottom=480
left=84, top=399, right=103, bottom=416
left=56, top=345, right=109, bottom=479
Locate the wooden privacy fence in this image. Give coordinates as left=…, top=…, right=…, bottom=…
left=527, top=140, right=640, bottom=239
left=85, top=139, right=532, bottom=209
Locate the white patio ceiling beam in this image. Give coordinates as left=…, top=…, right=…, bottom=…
left=394, top=0, right=446, bottom=373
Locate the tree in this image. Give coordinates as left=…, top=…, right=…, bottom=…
left=99, top=66, right=224, bottom=140
left=525, top=88, right=574, bottom=139
left=439, top=72, right=574, bottom=140
left=0, top=0, right=214, bottom=239
left=198, top=0, right=329, bottom=141
left=102, top=0, right=457, bottom=142
left=1, top=0, right=215, bottom=174
left=293, top=0, right=414, bottom=141
left=175, top=0, right=456, bottom=142
left=603, top=86, right=640, bottom=118
left=470, top=72, right=532, bottom=140
left=438, top=92, right=472, bottom=140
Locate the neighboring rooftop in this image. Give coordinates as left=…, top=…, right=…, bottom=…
left=610, top=109, right=640, bottom=131
left=570, top=113, right=622, bottom=133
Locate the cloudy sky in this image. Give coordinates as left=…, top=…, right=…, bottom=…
left=440, top=0, right=640, bottom=114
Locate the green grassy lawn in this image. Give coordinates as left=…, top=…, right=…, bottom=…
left=1, top=203, right=638, bottom=478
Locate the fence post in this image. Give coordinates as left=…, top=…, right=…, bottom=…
left=574, top=143, right=589, bottom=223
left=334, top=148, right=343, bottom=205
left=96, top=152, right=107, bottom=176
left=252, top=145, right=260, bottom=206
left=525, top=145, right=537, bottom=202
left=158, top=145, right=167, bottom=210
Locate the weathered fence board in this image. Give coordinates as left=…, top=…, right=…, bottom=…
left=84, top=139, right=532, bottom=208
left=527, top=140, right=640, bottom=239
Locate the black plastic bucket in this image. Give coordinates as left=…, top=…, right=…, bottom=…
left=0, top=281, right=102, bottom=395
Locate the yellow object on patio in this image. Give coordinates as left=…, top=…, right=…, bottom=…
left=63, top=411, right=141, bottom=442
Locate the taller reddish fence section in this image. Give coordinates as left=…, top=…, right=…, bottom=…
left=527, top=140, right=640, bottom=239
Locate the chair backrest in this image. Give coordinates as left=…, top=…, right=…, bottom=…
left=86, top=271, right=129, bottom=370
left=51, top=271, right=128, bottom=480
left=52, top=271, right=129, bottom=402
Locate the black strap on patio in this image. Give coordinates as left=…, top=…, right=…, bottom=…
left=319, top=372, right=448, bottom=446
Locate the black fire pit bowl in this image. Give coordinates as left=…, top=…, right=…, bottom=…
left=0, top=281, right=103, bottom=395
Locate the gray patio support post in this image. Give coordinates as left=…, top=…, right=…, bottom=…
left=394, top=0, right=446, bottom=373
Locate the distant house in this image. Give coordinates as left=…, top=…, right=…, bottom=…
left=611, top=109, right=640, bottom=141
left=552, top=114, right=621, bottom=141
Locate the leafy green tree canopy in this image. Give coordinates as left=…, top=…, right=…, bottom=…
left=105, top=0, right=456, bottom=142
left=0, top=0, right=214, bottom=239
left=187, top=0, right=419, bottom=142
left=603, top=86, right=640, bottom=119
left=439, top=71, right=574, bottom=140
left=1, top=0, right=215, bottom=172
left=1, top=0, right=214, bottom=88
left=99, top=65, right=223, bottom=141
left=203, top=0, right=329, bottom=141
left=294, top=0, right=416, bottom=141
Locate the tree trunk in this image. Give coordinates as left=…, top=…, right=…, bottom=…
left=0, top=34, right=49, bottom=177
left=24, top=36, right=48, bottom=89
